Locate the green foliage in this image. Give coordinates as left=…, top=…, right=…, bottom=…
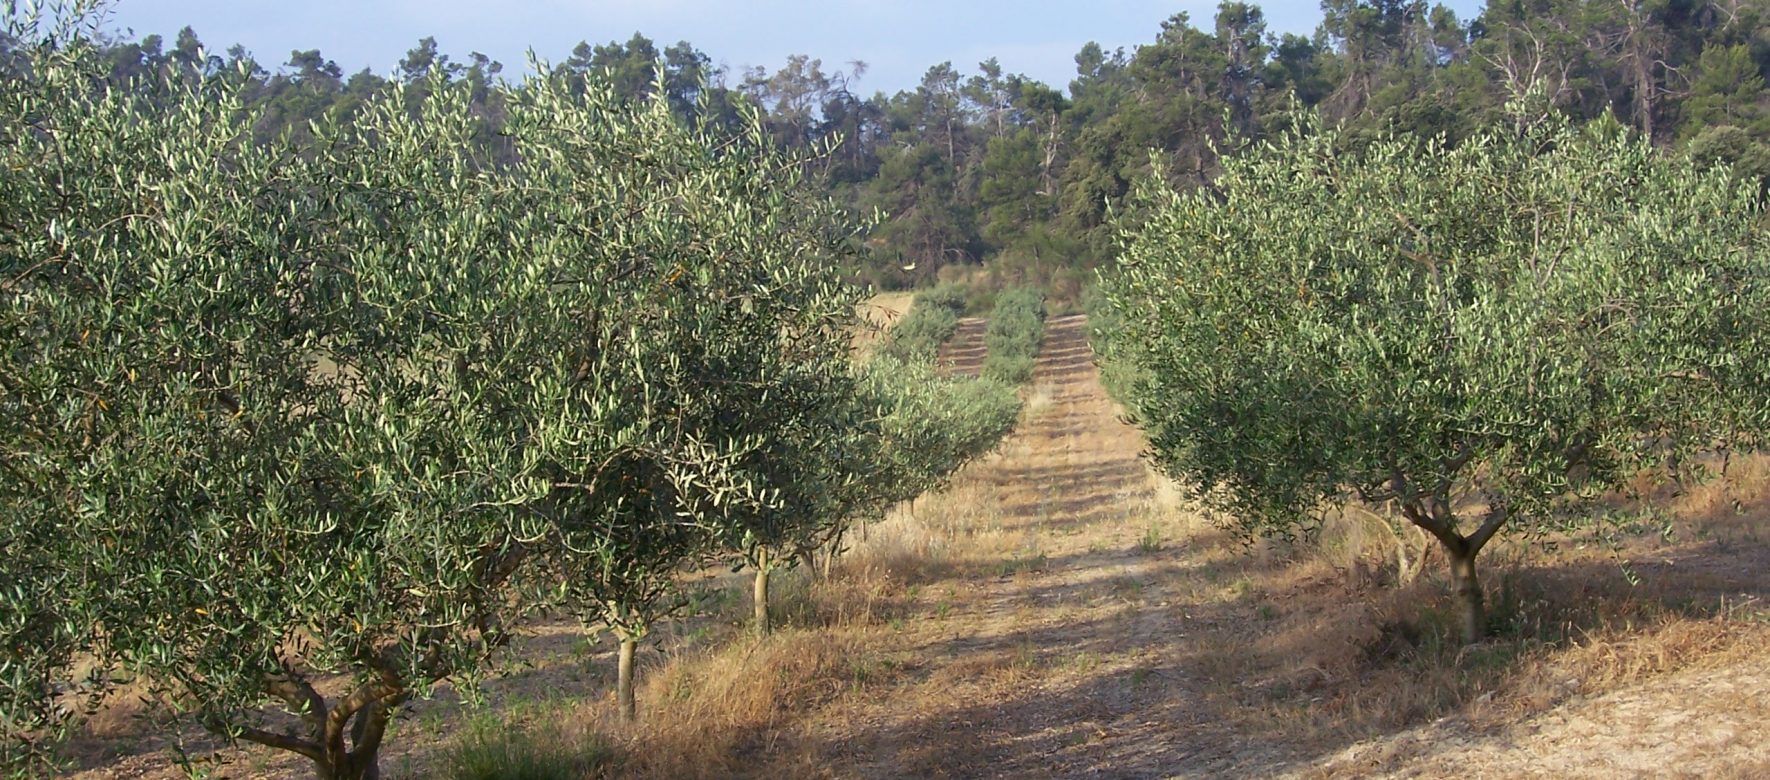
left=442, top=714, right=615, bottom=780
left=1680, top=44, right=1769, bottom=139
left=879, top=284, right=969, bottom=363
left=1101, top=104, right=1770, bottom=638
left=53, top=3, right=1770, bottom=299
left=0, top=8, right=866, bottom=776
left=916, top=282, right=970, bottom=314
left=1083, top=285, right=1143, bottom=407
left=510, top=56, right=867, bottom=651
left=50, top=1, right=1770, bottom=294
left=980, top=287, right=1047, bottom=386
left=861, top=356, right=1021, bottom=507
left=1686, top=125, right=1770, bottom=199
left=734, top=349, right=1022, bottom=586
left=3, top=34, right=545, bottom=775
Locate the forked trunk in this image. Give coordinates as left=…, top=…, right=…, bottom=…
left=244, top=679, right=399, bottom=780
left=1398, top=480, right=1509, bottom=645
left=1395, top=524, right=1433, bottom=587
left=312, top=755, right=379, bottom=780
left=1448, top=548, right=1485, bottom=644
left=821, top=529, right=842, bottom=579
left=616, top=635, right=637, bottom=722
left=306, top=709, right=388, bottom=780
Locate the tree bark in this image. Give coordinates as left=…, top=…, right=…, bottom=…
left=309, top=738, right=379, bottom=780
left=753, top=562, right=772, bottom=636
left=1390, top=465, right=1508, bottom=645
left=1395, top=523, right=1433, bottom=587
left=246, top=674, right=397, bottom=780
left=308, top=708, right=388, bottom=780
left=616, top=635, right=637, bottom=722
left=311, top=754, right=378, bottom=780
left=345, top=703, right=389, bottom=780
left=1448, top=547, right=1485, bottom=645
left=822, top=525, right=845, bottom=579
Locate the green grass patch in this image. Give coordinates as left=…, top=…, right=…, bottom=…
left=441, top=712, right=618, bottom=780
left=981, top=286, right=1047, bottom=385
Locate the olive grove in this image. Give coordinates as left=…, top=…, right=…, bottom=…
left=0, top=4, right=1002, bottom=776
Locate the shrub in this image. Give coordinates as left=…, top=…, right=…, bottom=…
left=879, top=284, right=970, bottom=362
left=442, top=715, right=616, bottom=780
left=980, top=287, right=1047, bottom=385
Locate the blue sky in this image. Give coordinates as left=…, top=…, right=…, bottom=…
left=104, top=1, right=1486, bottom=95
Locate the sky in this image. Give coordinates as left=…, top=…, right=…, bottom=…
left=104, top=1, right=1487, bottom=96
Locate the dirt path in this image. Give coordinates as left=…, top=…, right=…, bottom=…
left=1301, top=658, right=1770, bottom=779
left=937, top=317, right=988, bottom=377
left=804, top=314, right=1280, bottom=777
left=802, top=313, right=1770, bottom=779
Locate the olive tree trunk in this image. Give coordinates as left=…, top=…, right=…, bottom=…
left=616, top=634, right=638, bottom=722
left=313, top=744, right=380, bottom=780
left=1446, top=547, right=1485, bottom=645
left=753, top=565, right=772, bottom=636
left=1404, top=497, right=1509, bottom=646
left=821, top=527, right=843, bottom=579
left=241, top=676, right=404, bottom=780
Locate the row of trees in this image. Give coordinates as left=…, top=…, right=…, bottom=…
left=72, top=2, right=1770, bottom=297
left=1098, top=95, right=1770, bottom=643
left=980, top=288, right=1048, bottom=385
left=0, top=8, right=1013, bottom=779
left=877, top=285, right=971, bottom=363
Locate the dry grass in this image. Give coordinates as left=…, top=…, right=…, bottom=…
left=1182, top=457, right=1770, bottom=774
left=590, top=569, right=921, bottom=779
left=852, top=292, right=915, bottom=356
left=611, top=628, right=887, bottom=778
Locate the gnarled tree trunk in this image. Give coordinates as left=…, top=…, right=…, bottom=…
left=246, top=674, right=404, bottom=780
left=1395, top=476, right=1510, bottom=645
left=1447, top=546, right=1485, bottom=645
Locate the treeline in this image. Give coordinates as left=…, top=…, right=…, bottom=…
left=0, top=11, right=1018, bottom=779
left=31, top=1, right=1770, bottom=300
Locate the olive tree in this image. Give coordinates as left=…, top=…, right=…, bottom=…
left=2, top=14, right=103, bottom=775
left=1101, top=107, right=1770, bottom=644
left=730, top=356, right=1023, bottom=635
left=715, top=382, right=881, bottom=636
left=3, top=14, right=877, bottom=777
left=859, top=356, right=1022, bottom=519
left=502, top=72, right=873, bottom=712
left=980, top=286, right=1047, bottom=385
left=0, top=37, right=576, bottom=779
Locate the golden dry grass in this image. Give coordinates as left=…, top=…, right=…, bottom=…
left=851, top=292, right=915, bottom=357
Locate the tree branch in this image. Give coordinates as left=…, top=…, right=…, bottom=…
left=345, top=688, right=407, bottom=768
left=1467, top=502, right=1511, bottom=555
left=264, top=666, right=326, bottom=731
left=233, top=724, right=326, bottom=764
left=1394, top=468, right=1470, bottom=555
left=323, top=674, right=404, bottom=758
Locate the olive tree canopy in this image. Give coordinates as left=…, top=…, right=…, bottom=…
left=1101, top=106, right=1770, bottom=643
left=0, top=9, right=877, bottom=777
